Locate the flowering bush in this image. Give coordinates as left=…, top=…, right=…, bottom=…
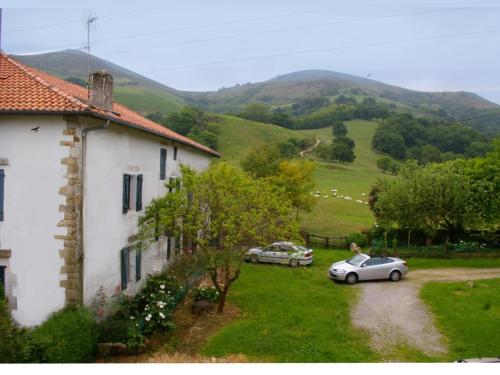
left=193, top=286, right=219, bottom=303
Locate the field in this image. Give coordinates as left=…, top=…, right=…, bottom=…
left=202, top=249, right=377, bottom=362
left=297, top=120, right=389, bottom=236
left=113, top=86, right=185, bottom=114
left=421, top=278, right=500, bottom=359
left=211, top=116, right=389, bottom=237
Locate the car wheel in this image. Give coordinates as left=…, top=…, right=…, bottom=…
left=289, top=259, right=299, bottom=268
left=389, top=270, right=401, bottom=282
left=346, top=273, right=358, bottom=285
left=251, top=255, right=259, bottom=264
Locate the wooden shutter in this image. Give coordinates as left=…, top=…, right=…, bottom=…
left=167, top=237, right=171, bottom=261
left=160, top=149, right=167, bottom=180
left=0, top=266, right=5, bottom=299
left=122, top=174, right=131, bottom=214
left=136, top=174, right=143, bottom=211
left=173, top=147, right=178, bottom=160
left=120, top=248, right=129, bottom=290
left=135, top=250, right=142, bottom=281
left=0, top=170, right=4, bottom=222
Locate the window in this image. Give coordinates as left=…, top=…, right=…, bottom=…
left=364, top=258, right=383, bottom=266
left=160, top=148, right=167, bottom=180
left=0, top=169, right=4, bottom=221
left=120, top=246, right=142, bottom=290
left=173, top=146, right=178, bottom=161
left=167, top=237, right=171, bottom=261
left=123, top=174, right=143, bottom=213
left=168, top=177, right=178, bottom=193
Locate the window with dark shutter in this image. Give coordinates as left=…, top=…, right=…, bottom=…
left=122, top=174, right=131, bottom=214
left=136, top=174, right=143, bottom=211
left=0, top=170, right=4, bottom=222
left=0, top=266, right=5, bottom=299
left=167, top=237, right=171, bottom=261
left=173, top=146, right=178, bottom=161
left=120, top=248, right=130, bottom=290
left=160, top=148, right=167, bottom=180
left=135, top=250, right=142, bottom=281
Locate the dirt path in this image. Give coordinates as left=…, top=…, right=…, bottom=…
left=351, top=268, right=500, bottom=360
left=299, top=138, right=321, bottom=158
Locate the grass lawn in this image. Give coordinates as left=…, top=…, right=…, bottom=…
left=408, top=257, right=500, bottom=269
left=297, top=120, right=392, bottom=237
left=202, top=249, right=377, bottom=362
left=421, top=278, right=500, bottom=360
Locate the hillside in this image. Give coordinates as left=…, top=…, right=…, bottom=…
left=14, top=49, right=185, bottom=114
left=182, top=69, right=498, bottom=120
left=209, top=114, right=306, bottom=164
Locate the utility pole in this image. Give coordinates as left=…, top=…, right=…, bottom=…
left=86, top=13, right=98, bottom=99
left=0, top=8, right=3, bottom=51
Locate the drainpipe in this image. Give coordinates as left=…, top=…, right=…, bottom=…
left=79, top=119, right=110, bottom=305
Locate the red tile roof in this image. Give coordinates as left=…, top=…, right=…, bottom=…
left=0, top=52, right=220, bottom=157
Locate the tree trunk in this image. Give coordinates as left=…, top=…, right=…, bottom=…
left=407, top=229, right=411, bottom=249
left=217, top=283, right=230, bottom=313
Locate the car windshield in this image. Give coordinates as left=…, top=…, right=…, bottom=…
left=293, top=245, right=309, bottom=252
left=347, top=254, right=367, bottom=266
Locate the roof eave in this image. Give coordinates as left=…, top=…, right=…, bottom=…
left=0, top=110, right=221, bottom=158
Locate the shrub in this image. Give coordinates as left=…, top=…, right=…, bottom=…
left=193, top=286, right=219, bottom=303
left=345, top=232, right=367, bottom=247
left=31, top=306, right=97, bottom=363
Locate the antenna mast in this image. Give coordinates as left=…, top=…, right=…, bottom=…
left=86, top=13, right=98, bottom=99
left=0, top=8, right=3, bottom=51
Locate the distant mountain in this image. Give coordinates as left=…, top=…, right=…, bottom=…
left=14, top=49, right=185, bottom=114
left=181, top=69, right=498, bottom=117
left=13, top=51, right=499, bottom=134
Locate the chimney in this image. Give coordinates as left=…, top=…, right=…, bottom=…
left=89, top=70, right=113, bottom=111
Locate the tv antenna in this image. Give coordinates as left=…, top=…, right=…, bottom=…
left=86, top=12, right=98, bottom=99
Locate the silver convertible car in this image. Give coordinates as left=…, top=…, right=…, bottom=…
left=245, top=242, right=314, bottom=267
left=328, top=253, right=408, bottom=284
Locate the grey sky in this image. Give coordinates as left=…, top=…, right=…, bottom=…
left=2, top=0, right=500, bottom=103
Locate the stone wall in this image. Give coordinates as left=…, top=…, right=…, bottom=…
left=57, top=117, right=83, bottom=305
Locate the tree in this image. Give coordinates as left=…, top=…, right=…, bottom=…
left=331, top=142, right=355, bottom=163
left=332, top=121, right=347, bottom=137
left=166, top=106, right=208, bottom=136
left=372, top=129, right=406, bottom=159
left=419, top=145, right=442, bottom=165
left=137, top=163, right=300, bottom=312
left=376, top=156, right=393, bottom=173
left=238, top=102, right=272, bottom=123
left=270, top=160, right=316, bottom=218
left=240, top=144, right=283, bottom=178
left=333, top=136, right=355, bottom=150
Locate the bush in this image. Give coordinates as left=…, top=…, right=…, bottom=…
left=345, top=232, right=367, bottom=247
left=193, top=286, right=219, bottom=303
left=31, top=306, right=97, bottom=363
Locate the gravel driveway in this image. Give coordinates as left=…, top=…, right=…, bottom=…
left=351, top=268, right=500, bottom=359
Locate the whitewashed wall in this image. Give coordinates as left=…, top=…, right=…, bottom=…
left=0, top=116, right=67, bottom=326
left=82, top=120, right=211, bottom=305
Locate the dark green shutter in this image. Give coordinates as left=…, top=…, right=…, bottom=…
left=160, top=149, right=167, bottom=180
left=0, top=170, right=4, bottom=222
left=136, top=174, right=143, bottom=211
left=122, top=174, right=131, bottom=214
left=0, top=266, right=5, bottom=299
left=173, top=147, right=178, bottom=160
left=120, top=248, right=129, bottom=290
left=167, top=237, right=171, bottom=261
left=135, top=250, right=142, bottom=281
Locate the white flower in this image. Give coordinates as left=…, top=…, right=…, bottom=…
left=160, top=284, right=165, bottom=289
left=145, top=316, right=151, bottom=322
left=130, top=316, right=135, bottom=320
left=147, top=313, right=152, bottom=318
left=159, top=312, right=165, bottom=319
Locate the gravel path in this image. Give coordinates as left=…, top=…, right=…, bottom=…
left=351, top=268, right=500, bottom=359
left=299, top=138, right=321, bottom=158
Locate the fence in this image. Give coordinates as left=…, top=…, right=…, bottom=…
left=304, top=233, right=347, bottom=249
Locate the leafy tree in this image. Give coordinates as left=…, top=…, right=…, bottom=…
left=270, top=160, right=316, bottom=218
left=240, top=144, right=283, bottom=178
left=332, top=121, right=347, bottom=137
left=270, top=111, right=294, bottom=128
left=372, top=129, right=406, bottom=159
left=238, top=102, right=272, bottom=123
left=314, top=143, right=332, bottom=161
left=334, top=95, right=357, bottom=105
left=166, top=106, right=208, bottom=136
left=138, top=163, right=300, bottom=312
left=333, top=136, right=355, bottom=150
left=331, top=142, right=355, bottom=163
left=419, top=145, right=442, bottom=165
left=376, top=156, right=393, bottom=173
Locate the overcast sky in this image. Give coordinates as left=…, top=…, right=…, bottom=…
left=2, top=0, right=500, bottom=103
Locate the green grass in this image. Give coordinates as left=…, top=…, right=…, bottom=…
left=211, top=114, right=306, bottom=165
left=202, top=249, right=377, bottom=362
left=114, top=86, right=185, bottom=114
left=421, top=278, right=500, bottom=360
left=408, top=257, right=500, bottom=269
left=297, top=120, right=391, bottom=236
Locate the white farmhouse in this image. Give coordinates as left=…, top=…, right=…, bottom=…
left=0, top=52, right=219, bottom=326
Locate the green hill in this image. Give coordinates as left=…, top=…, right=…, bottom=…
left=210, top=114, right=306, bottom=164
left=14, top=49, right=185, bottom=114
